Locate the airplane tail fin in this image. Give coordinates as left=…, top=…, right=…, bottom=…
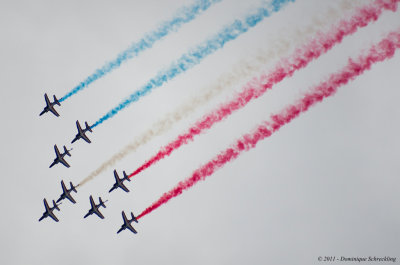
left=85, top=122, right=92, bottom=132
left=64, top=146, right=72, bottom=157
left=123, top=171, right=131, bottom=182
left=131, top=212, right=138, bottom=223
left=53, top=200, right=60, bottom=211
left=70, top=182, right=77, bottom=193
left=99, top=197, right=107, bottom=208
left=53, top=95, right=61, bottom=106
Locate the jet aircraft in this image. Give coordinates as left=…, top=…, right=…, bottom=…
left=117, top=211, right=138, bottom=234
left=40, top=93, right=61, bottom=117
left=49, top=145, right=72, bottom=168
left=71, top=120, right=92, bottom=144
left=84, top=195, right=107, bottom=219
left=39, top=198, right=61, bottom=222
left=56, top=180, right=79, bottom=204
left=109, top=170, right=131, bottom=193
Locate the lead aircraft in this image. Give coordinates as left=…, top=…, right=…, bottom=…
left=40, top=93, right=61, bottom=117
left=39, top=199, right=61, bottom=222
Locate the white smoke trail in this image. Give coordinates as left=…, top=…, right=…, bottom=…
left=79, top=0, right=363, bottom=186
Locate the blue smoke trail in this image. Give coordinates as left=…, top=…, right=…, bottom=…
left=92, top=0, right=294, bottom=128
left=60, top=0, right=222, bottom=102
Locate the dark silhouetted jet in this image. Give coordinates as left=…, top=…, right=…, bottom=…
left=117, top=211, right=138, bottom=234
left=109, top=170, right=131, bottom=193
left=56, top=180, right=79, bottom=204
left=40, top=93, right=61, bottom=117
left=49, top=145, right=72, bottom=168
left=71, top=120, right=92, bottom=144
left=84, top=195, right=107, bottom=219
left=39, top=199, right=61, bottom=222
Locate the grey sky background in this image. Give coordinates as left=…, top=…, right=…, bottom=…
left=0, top=0, right=399, bottom=264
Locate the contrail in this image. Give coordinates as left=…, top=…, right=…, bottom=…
left=137, top=28, right=400, bottom=220
left=91, top=0, right=295, bottom=128
left=78, top=0, right=359, bottom=187
left=129, top=0, right=399, bottom=179
left=60, top=0, right=222, bottom=102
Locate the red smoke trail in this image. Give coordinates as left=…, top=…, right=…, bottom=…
left=137, top=29, right=400, bottom=219
left=130, top=0, right=399, bottom=179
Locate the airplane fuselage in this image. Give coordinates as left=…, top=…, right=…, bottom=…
left=85, top=209, right=94, bottom=217
left=50, top=151, right=69, bottom=168
left=39, top=212, right=49, bottom=221
left=41, top=103, right=56, bottom=114
left=110, top=184, right=118, bottom=192
left=84, top=205, right=100, bottom=218
left=40, top=102, right=59, bottom=117
left=51, top=155, right=64, bottom=166
left=57, top=194, right=67, bottom=201
left=39, top=207, right=57, bottom=222
left=72, top=129, right=89, bottom=143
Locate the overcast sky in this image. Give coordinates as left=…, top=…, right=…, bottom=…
left=0, top=0, right=399, bottom=264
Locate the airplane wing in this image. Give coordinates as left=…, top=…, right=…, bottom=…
left=48, top=106, right=60, bottom=117
left=76, top=120, right=82, bottom=132
left=122, top=211, right=128, bottom=223
left=114, top=170, right=120, bottom=181
left=58, top=157, right=70, bottom=168
left=44, top=94, right=51, bottom=106
left=65, top=193, right=76, bottom=204
left=126, top=223, right=137, bottom=234
left=94, top=208, right=105, bottom=219
left=119, top=182, right=130, bottom=193
left=61, top=181, right=67, bottom=193
left=54, top=145, right=61, bottom=157
left=44, top=199, right=50, bottom=211
left=89, top=196, right=96, bottom=208
left=48, top=211, right=59, bottom=222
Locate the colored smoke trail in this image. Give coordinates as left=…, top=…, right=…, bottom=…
left=60, top=0, right=221, bottom=102
left=78, top=0, right=358, bottom=187
left=91, top=0, right=295, bottom=128
left=137, top=28, right=400, bottom=220
left=129, top=0, right=399, bottom=179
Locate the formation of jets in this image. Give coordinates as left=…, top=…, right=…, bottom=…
left=39, top=170, right=139, bottom=233
left=39, top=199, right=61, bottom=222
left=39, top=93, right=139, bottom=235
